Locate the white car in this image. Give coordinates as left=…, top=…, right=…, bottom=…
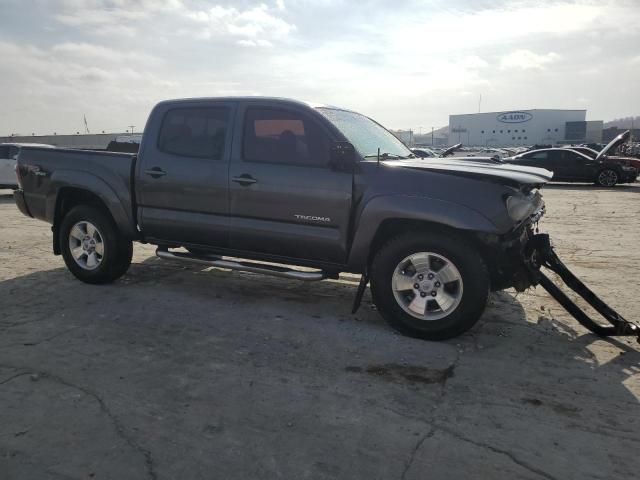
left=0, top=143, right=54, bottom=188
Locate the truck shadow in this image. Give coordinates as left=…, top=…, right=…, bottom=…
left=1, top=260, right=638, bottom=478
left=1, top=258, right=637, bottom=374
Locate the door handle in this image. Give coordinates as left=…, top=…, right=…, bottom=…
left=144, top=167, right=166, bottom=178
left=232, top=174, right=257, bottom=186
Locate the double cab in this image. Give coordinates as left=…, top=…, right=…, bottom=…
left=14, top=97, right=552, bottom=340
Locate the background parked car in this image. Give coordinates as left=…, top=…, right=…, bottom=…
left=505, top=147, right=637, bottom=186
left=0, top=143, right=54, bottom=189
left=572, top=131, right=640, bottom=172
left=410, top=147, right=437, bottom=158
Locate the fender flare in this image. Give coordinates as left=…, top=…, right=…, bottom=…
left=46, top=170, right=137, bottom=239
left=347, top=194, right=499, bottom=270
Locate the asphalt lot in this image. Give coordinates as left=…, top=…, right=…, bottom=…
left=1, top=184, right=639, bottom=480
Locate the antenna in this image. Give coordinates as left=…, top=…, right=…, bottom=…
left=478, top=93, right=482, bottom=113
left=377, top=147, right=380, bottom=166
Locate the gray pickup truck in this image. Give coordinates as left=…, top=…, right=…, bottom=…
left=14, top=97, right=638, bottom=342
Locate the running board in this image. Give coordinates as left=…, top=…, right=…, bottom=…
left=155, top=248, right=327, bottom=281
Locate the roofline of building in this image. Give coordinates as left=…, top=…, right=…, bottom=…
left=449, top=109, right=587, bottom=118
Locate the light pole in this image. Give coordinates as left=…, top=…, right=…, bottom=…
left=431, top=127, right=434, bottom=146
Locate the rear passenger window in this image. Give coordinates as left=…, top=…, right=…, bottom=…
left=158, top=107, right=229, bottom=159
left=527, top=152, right=548, bottom=161
left=563, top=151, right=582, bottom=162
left=243, top=108, right=329, bottom=166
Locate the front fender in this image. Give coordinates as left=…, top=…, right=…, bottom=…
left=347, top=194, right=499, bottom=270
left=46, top=170, right=137, bottom=238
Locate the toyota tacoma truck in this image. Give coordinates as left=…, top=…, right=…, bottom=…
left=13, top=97, right=638, bottom=342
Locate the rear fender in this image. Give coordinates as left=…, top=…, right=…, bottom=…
left=47, top=170, right=137, bottom=239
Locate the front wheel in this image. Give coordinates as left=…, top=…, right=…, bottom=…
left=59, top=205, right=133, bottom=284
left=370, top=232, right=489, bottom=340
left=596, top=169, right=618, bottom=187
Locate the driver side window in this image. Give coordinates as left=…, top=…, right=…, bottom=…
left=242, top=108, right=329, bottom=167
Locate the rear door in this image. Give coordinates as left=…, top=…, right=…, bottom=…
left=136, top=101, right=236, bottom=246
left=227, top=102, right=353, bottom=265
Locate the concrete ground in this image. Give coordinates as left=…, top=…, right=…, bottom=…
left=1, top=184, right=639, bottom=480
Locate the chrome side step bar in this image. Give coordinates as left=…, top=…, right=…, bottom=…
left=155, top=248, right=327, bottom=282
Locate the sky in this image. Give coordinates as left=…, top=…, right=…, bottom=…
left=0, top=0, right=639, bottom=135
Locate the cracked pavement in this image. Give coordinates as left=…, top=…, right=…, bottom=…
left=1, top=184, right=639, bottom=479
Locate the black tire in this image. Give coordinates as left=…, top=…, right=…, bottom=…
left=370, top=231, right=489, bottom=341
left=595, top=169, right=618, bottom=187
left=59, top=205, right=133, bottom=284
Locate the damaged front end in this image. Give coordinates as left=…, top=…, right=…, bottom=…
left=481, top=197, right=639, bottom=342
left=525, top=233, right=639, bottom=342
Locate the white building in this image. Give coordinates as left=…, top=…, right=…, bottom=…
left=448, top=109, right=602, bottom=147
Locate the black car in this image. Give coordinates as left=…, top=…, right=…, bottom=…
left=505, top=134, right=637, bottom=187
left=569, top=132, right=640, bottom=172
left=410, top=147, right=436, bottom=158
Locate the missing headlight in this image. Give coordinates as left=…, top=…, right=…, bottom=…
left=505, top=190, right=543, bottom=222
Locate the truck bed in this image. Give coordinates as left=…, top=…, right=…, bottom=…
left=15, top=146, right=137, bottom=234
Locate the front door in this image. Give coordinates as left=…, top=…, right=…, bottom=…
left=556, top=150, right=599, bottom=181
left=136, top=101, right=235, bottom=246
left=228, top=103, right=353, bottom=265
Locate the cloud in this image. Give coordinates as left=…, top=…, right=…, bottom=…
left=0, top=0, right=639, bottom=134
left=184, top=4, right=295, bottom=46
left=51, top=42, right=159, bottom=65
left=500, top=50, right=561, bottom=70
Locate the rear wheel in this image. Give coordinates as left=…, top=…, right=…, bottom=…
left=596, top=169, right=618, bottom=187
left=60, top=205, right=132, bottom=284
left=371, top=232, right=489, bottom=340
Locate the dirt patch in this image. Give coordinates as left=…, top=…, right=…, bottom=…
left=346, top=363, right=455, bottom=386
left=521, top=397, right=582, bottom=417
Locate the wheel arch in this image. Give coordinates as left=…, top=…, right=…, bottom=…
left=347, top=195, right=500, bottom=272
left=52, top=188, right=119, bottom=255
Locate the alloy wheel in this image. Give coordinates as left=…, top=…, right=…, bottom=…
left=392, top=252, right=464, bottom=321
left=68, top=221, right=104, bottom=270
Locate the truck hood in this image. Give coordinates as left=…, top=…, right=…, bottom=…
left=383, top=158, right=553, bottom=188
left=597, top=130, right=630, bottom=160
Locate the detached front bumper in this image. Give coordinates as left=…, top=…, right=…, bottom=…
left=480, top=207, right=638, bottom=341
left=525, top=233, right=639, bottom=341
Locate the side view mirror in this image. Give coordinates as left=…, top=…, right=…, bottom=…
left=329, top=141, right=356, bottom=170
